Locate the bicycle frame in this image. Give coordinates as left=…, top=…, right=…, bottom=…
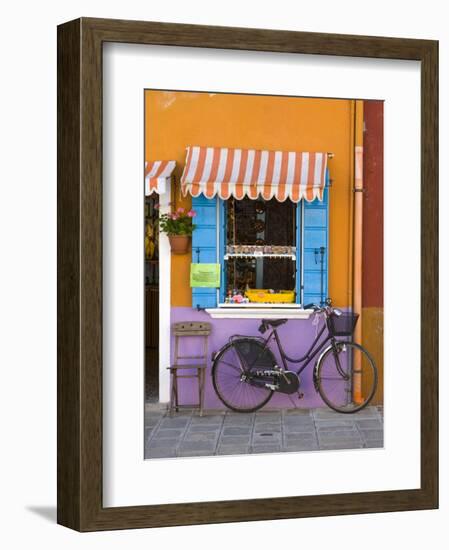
left=216, top=313, right=375, bottom=412
left=259, top=320, right=342, bottom=377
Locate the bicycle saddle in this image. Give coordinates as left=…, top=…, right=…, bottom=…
left=261, top=319, right=288, bottom=327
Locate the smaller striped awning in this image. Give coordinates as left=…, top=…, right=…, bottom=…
left=145, top=160, right=176, bottom=195
left=180, top=146, right=328, bottom=202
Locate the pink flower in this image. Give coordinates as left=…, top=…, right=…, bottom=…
left=187, top=210, right=197, bottom=218
left=171, top=213, right=179, bottom=220
left=177, top=207, right=185, bottom=214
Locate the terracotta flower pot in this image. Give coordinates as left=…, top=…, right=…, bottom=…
left=168, top=234, right=191, bottom=255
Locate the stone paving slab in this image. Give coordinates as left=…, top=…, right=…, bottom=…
left=220, top=435, right=252, bottom=446
left=217, top=446, right=250, bottom=456
left=146, top=448, right=177, bottom=458
left=254, top=412, right=282, bottom=421
left=254, top=422, right=282, bottom=433
left=177, top=449, right=215, bottom=457
left=144, top=406, right=384, bottom=459
left=285, top=432, right=317, bottom=444
left=149, top=437, right=180, bottom=448
left=312, top=407, right=380, bottom=420
left=253, top=432, right=282, bottom=445
left=320, top=441, right=364, bottom=450
left=285, top=442, right=319, bottom=451
left=187, top=425, right=220, bottom=433
left=284, top=424, right=317, bottom=434
left=317, top=421, right=358, bottom=429
left=359, top=429, right=384, bottom=440
left=317, top=434, right=363, bottom=445
left=365, top=440, right=384, bottom=448
left=317, top=428, right=359, bottom=437
left=183, top=432, right=218, bottom=442
left=178, top=440, right=216, bottom=452
left=223, top=415, right=253, bottom=425
left=159, top=417, right=190, bottom=429
left=155, top=428, right=185, bottom=439
left=251, top=444, right=281, bottom=454
left=222, top=426, right=252, bottom=436
left=285, top=409, right=313, bottom=416
left=354, top=419, right=383, bottom=429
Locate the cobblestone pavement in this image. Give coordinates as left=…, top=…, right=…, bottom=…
left=144, top=405, right=384, bottom=459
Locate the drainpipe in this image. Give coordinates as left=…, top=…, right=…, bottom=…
left=353, top=101, right=364, bottom=404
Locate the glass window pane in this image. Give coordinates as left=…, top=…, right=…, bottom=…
left=225, top=197, right=296, bottom=298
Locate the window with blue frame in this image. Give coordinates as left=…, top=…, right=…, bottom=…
left=191, top=188, right=329, bottom=310
left=184, top=146, right=330, bottom=310
left=223, top=197, right=296, bottom=300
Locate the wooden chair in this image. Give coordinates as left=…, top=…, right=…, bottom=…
left=167, top=321, right=211, bottom=416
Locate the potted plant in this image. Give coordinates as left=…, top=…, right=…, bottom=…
left=158, top=206, right=196, bottom=254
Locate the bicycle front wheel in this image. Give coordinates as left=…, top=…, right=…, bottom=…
left=315, top=341, right=378, bottom=413
left=212, top=339, right=275, bottom=412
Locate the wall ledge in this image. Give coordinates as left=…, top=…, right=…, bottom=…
left=205, top=307, right=313, bottom=320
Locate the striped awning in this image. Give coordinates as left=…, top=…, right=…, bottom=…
left=145, top=160, right=176, bottom=195
left=180, top=146, right=328, bottom=202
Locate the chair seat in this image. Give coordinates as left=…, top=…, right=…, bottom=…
left=168, top=363, right=207, bottom=370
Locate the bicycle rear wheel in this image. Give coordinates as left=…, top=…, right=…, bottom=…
left=212, top=339, right=275, bottom=412
left=315, top=341, right=378, bottom=413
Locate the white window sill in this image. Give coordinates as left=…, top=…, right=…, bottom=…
left=205, top=304, right=313, bottom=319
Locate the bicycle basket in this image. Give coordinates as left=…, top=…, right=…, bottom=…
left=328, top=312, right=359, bottom=336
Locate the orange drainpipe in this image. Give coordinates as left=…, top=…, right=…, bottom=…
left=353, top=100, right=364, bottom=404
left=347, top=102, right=355, bottom=308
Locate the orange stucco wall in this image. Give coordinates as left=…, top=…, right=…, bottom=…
left=145, top=91, right=355, bottom=307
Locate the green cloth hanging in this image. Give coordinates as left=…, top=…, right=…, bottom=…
left=190, top=263, right=221, bottom=288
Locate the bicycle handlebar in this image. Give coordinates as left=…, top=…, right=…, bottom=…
left=303, top=300, right=341, bottom=317
left=303, top=303, right=329, bottom=313
left=257, top=300, right=338, bottom=334
left=303, top=303, right=316, bottom=310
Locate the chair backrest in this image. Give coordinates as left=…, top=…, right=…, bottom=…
left=172, top=321, right=211, bottom=337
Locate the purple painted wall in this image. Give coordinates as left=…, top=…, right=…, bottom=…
left=170, top=307, right=331, bottom=410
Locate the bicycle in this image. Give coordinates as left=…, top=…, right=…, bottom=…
left=211, top=301, right=378, bottom=413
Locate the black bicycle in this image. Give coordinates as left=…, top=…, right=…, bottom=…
left=211, top=301, right=378, bottom=413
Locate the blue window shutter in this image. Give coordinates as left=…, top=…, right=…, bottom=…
left=191, top=195, right=218, bottom=309
left=302, top=183, right=329, bottom=306
left=218, top=199, right=227, bottom=304
left=295, top=203, right=302, bottom=304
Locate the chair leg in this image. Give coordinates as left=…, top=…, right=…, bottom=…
left=197, top=369, right=202, bottom=417
left=169, top=371, right=175, bottom=417
left=174, top=371, right=179, bottom=412
left=170, top=370, right=179, bottom=416
left=199, top=368, right=206, bottom=417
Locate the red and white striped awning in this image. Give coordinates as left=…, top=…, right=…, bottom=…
left=180, top=146, right=328, bottom=202
left=145, top=160, right=176, bottom=195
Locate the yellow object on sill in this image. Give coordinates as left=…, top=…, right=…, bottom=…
left=245, top=289, right=295, bottom=304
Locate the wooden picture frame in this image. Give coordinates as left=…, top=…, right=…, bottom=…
left=57, top=17, right=438, bottom=531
